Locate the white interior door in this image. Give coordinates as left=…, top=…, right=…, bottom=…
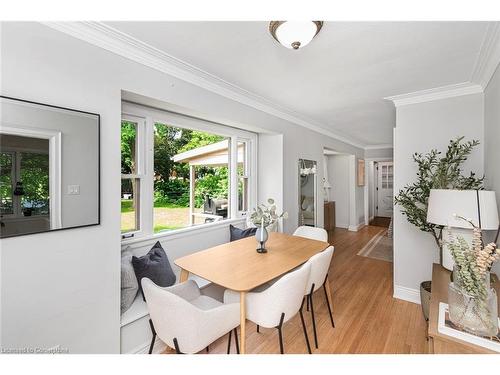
left=376, top=161, right=393, bottom=218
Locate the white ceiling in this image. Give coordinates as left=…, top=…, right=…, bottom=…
left=105, top=21, right=490, bottom=146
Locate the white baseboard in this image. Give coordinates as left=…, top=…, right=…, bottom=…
left=393, top=285, right=421, bottom=305
left=348, top=223, right=365, bottom=232
left=335, top=223, right=349, bottom=229
left=129, top=337, right=167, bottom=354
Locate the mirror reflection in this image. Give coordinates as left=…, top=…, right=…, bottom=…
left=298, top=159, right=317, bottom=227
left=0, top=96, right=100, bottom=238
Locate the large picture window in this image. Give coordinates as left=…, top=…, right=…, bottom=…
left=121, top=103, right=256, bottom=239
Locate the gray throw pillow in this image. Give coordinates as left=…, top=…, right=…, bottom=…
left=132, top=241, right=176, bottom=301
left=121, top=247, right=138, bottom=314
left=230, top=224, right=257, bottom=242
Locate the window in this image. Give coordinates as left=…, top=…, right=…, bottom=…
left=121, top=118, right=144, bottom=235
left=381, top=164, right=393, bottom=189
left=121, top=103, right=256, bottom=239
left=0, top=140, right=50, bottom=218
left=20, top=152, right=50, bottom=215
left=237, top=140, right=249, bottom=212
left=0, top=152, right=14, bottom=215
left=153, top=123, right=229, bottom=232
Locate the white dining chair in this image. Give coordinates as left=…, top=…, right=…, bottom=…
left=224, top=262, right=312, bottom=354
left=142, top=278, right=241, bottom=354
left=293, top=226, right=328, bottom=242
left=304, top=246, right=335, bottom=348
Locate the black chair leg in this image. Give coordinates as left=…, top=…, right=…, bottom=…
left=299, top=298, right=312, bottom=354
left=323, top=282, right=335, bottom=328
left=306, top=296, right=310, bottom=311
left=257, top=324, right=260, bottom=333
left=276, top=313, right=285, bottom=354
left=234, top=328, right=240, bottom=354
left=309, top=284, right=318, bottom=349
left=227, top=330, right=232, bottom=354
left=148, top=319, right=156, bottom=354
left=173, top=338, right=182, bottom=354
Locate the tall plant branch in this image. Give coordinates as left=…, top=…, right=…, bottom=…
left=394, top=137, right=484, bottom=258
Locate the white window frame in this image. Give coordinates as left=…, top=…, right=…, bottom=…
left=121, top=102, right=257, bottom=241
left=120, top=115, right=149, bottom=238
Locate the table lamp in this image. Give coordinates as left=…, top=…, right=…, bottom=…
left=427, top=189, right=499, bottom=271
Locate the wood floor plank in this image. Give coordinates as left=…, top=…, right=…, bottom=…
left=162, top=226, right=427, bottom=354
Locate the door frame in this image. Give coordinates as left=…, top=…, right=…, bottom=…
left=363, top=157, right=393, bottom=225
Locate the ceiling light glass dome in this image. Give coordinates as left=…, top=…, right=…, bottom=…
left=269, top=21, right=323, bottom=50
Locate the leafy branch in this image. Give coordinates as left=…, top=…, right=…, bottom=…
left=394, top=137, right=484, bottom=255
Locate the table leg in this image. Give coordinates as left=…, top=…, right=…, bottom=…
left=240, top=291, right=246, bottom=354
left=179, top=268, right=189, bottom=283
left=324, top=275, right=334, bottom=314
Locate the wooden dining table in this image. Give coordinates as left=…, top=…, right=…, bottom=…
left=174, top=231, right=331, bottom=354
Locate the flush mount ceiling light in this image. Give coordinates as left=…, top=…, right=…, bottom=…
left=269, top=21, right=323, bottom=50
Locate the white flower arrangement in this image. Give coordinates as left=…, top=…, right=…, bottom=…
left=249, top=198, right=288, bottom=227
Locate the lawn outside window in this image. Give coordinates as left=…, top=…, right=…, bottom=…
left=121, top=102, right=257, bottom=240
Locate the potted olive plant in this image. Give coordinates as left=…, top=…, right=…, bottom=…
left=394, top=137, right=484, bottom=321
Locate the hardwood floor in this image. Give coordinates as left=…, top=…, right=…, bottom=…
left=163, top=226, right=428, bottom=354
left=369, top=216, right=391, bottom=228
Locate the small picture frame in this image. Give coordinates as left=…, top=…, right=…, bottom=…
left=357, top=159, right=365, bottom=186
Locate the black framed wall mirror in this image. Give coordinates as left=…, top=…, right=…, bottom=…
left=0, top=96, right=100, bottom=238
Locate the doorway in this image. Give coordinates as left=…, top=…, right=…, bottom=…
left=375, top=161, right=393, bottom=218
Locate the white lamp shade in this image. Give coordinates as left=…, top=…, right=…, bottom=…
left=427, top=189, right=499, bottom=229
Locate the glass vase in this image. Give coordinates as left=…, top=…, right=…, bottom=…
left=448, top=268, right=498, bottom=337
left=255, top=225, right=268, bottom=253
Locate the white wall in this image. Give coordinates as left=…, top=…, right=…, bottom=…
left=484, top=63, right=500, bottom=277
left=393, top=93, right=484, bottom=301
left=0, top=22, right=365, bottom=353
left=258, top=134, right=284, bottom=222
left=365, top=147, right=393, bottom=159
left=327, top=155, right=350, bottom=228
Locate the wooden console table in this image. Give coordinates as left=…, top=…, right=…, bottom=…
left=427, top=263, right=500, bottom=354
left=324, top=201, right=335, bottom=231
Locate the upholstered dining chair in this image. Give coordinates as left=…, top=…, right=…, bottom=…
left=304, top=246, right=335, bottom=349
left=142, top=278, right=241, bottom=354
left=293, top=226, right=328, bottom=242
left=224, top=262, right=312, bottom=354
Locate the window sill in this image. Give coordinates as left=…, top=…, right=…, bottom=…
left=121, top=217, right=246, bottom=247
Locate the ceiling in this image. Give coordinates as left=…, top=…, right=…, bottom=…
left=105, top=21, right=490, bottom=146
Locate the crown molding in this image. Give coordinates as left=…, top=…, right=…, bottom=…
left=386, top=22, right=500, bottom=108
left=384, top=82, right=483, bottom=107
left=364, top=144, right=393, bottom=150
left=471, top=22, right=500, bottom=89
left=41, top=21, right=365, bottom=149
